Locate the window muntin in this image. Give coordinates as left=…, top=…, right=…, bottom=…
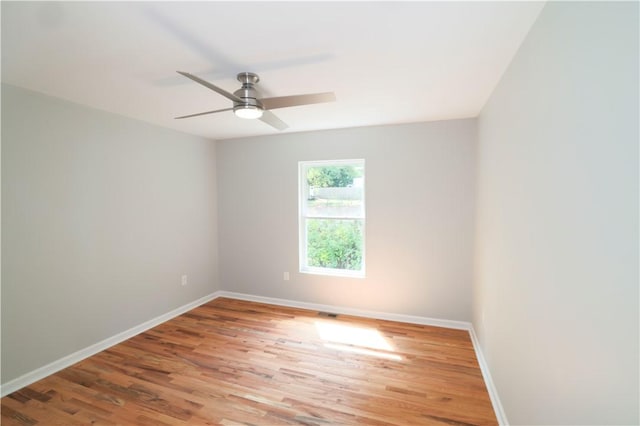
left=299, top=159, right=365, bottom=277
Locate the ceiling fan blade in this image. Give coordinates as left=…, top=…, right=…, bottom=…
left=259, top=110, right=289, bottom=131
left=175, top=107, right=233, bottom=119
left=261, top=92, right=336, bottom=110
left=177, top=71, right=242, bottom=103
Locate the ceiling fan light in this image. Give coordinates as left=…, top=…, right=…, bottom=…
left=234, top=105, right=263, bottom=119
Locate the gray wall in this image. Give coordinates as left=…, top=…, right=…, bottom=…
left=1, top=84, right=219, bottom=383
left=217, top=120, right=477, bottom=321
left=473, top=2, right=639, bottom=424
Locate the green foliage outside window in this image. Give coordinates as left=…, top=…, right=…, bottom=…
left=307, top=166, right=357, bottom=188
left=307, top=219, right=363, bottom=270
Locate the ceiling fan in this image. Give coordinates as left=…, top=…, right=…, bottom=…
left=175, top=71, right=336, bottom=130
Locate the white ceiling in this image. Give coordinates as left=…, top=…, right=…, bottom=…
left=1, top=1, right=545, bottom=141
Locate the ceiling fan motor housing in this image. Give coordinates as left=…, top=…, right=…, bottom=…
left=233, top=72, right=263, bottom=112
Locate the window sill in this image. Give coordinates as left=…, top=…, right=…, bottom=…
left=300, top=267, right=365, bottom=279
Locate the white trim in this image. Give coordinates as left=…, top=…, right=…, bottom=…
left=300, top=264, right=365, bottom=279
left=217, top=291, right=470, bottom=330
left=468, top=326, right=510, bottom=426
left=0, top=292, right=220, bottom=397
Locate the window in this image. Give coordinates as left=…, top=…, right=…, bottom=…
left=299, top=159, right=365, bottom=277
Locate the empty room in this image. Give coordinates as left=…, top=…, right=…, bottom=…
left=1, top=1, right=638, bottom=425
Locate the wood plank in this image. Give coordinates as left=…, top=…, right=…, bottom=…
left=2, top=297, right=497, bottom=425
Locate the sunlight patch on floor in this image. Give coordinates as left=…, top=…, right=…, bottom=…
left=314, top=320, right=402, bottom=361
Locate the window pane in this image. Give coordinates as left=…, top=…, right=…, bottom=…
left=306, top=219, right=363, bottom=271
left=299, top=159, right=365, bottom=277
left=305, top=165, right=364, bottom=218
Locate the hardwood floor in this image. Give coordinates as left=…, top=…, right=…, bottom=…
left=1, top=297, right=497, bottom=425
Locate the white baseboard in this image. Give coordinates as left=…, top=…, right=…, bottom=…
left=0, top=292, right=220, bottom=397
left=468, top=326, right=509, bottom=426
left=217, top=291, right=471, bottom=330
left=1, top=289, right=508, bottom=426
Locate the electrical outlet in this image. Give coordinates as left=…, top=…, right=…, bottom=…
left=181, top=275, right=188, bottom=286
left=283, top=272, right=290, bottom=281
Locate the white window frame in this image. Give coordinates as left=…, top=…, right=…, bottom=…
left=298, top=159, right=366, bottom=278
